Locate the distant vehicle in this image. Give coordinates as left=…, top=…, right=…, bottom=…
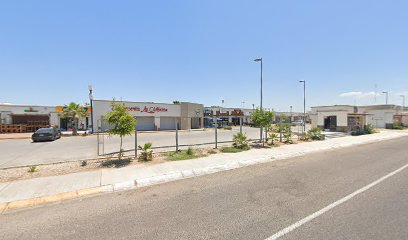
left=292, top=120, right=304, bottom=125
left=32, top=128, right=61, bottom=142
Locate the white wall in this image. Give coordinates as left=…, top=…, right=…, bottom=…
left=0, top=105, right=57, bottom=125
left=365, top=110, right=395, bottom=128
left=50, top=113, right=60, bottom=126
left=317, top=111, right=348, bottom=126
left=0, top=105, right=56, bottom=115
left=92, top=100, right=181, bottom=128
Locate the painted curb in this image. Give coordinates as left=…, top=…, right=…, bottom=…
left=1, top=186, right=103, bottom=212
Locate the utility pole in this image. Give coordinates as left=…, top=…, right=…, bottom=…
left=299, top=80, right=306, bottom=132
left=254, top=58, right=263, bottom=142
left=88, top=85, right=94, bottom=133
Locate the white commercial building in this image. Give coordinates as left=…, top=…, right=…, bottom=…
left=310, top=104, right=408, bottom=132
left=92, top=100, right=204, bottom=132
left=0, top=104, right=91, bottom=133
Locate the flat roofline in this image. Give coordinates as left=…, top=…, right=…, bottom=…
left=312, top=105, right=355, bottom=108
left=93, top=99, right=202, bottom=106
left=0, top=104, right=56, bottom=108
left=312, top=104, right=402, bottom=108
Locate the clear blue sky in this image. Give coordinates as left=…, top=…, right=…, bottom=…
left=1, top=0, right=407, bottom=111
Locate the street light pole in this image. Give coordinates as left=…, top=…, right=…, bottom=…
left=299, top=80, right=306, bottom=132
left=290, top=105, right=293, bottom=123
left=88, top=85, right=94, bottom=133
left=401, top=95, right=406, bottom=110
left=382, top=91, right=389, bottom=104
left=254, top=58, right=263, bottom=142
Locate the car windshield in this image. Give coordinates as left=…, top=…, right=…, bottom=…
left=36, top=128, right=53, bottom=133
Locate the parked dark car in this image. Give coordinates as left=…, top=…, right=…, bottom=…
left=32, top=128, right=61, bottom=142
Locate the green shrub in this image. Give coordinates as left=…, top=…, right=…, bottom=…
left=186, top=147, right=194, bottom=155
left=351, top=130, right=366, bottom=136
left=307, top=128, right=325, bottom=140
left=221, top=146, right=246, bottom=153
left=269, top=133, right=279, bottom=145
left=232, top=132, right=250, bottom=150
left=28, top=166, right=37, bottom=173
left=364, top=124, right=376, bottom=133
left=167, top=149, right=203, bottom=161
left=391, top=124, right=408, bottom=130
left=138, top=143, right=153, bottom=161
left=299, top=132, right=311, bottom=141
left=283, top=133, right=293, bottom=144
left=223, top=126, right=232, bottom=130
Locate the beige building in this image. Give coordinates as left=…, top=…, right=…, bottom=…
left=310, top=104, right=408, bottom=132
left=0, top=104, right=91, bottom=133
left=93, top=100, right=203, bottom=132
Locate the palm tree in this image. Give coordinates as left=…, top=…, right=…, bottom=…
left=62, top=102, right=86, bottom=136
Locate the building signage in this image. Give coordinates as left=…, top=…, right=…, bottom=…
left=24, top=107, right=39, bottom=112
left=56, top=106, right=91, bottom=114
left=125, top=106, right=168, bottom=114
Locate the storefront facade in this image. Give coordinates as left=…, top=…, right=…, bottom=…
left=310, top=104, right=408, bottom=132
left=203, top=107, right=254, bottom=127
left=0, top=104, right=59, bottom=133
left=92, top=100, right=203, bottom=132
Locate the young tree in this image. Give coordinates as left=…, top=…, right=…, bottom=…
left=62, top=102, right=86, bottom=136
left=250, top=108, right=274, bottom=146
left=104, top=101, right=137, bottom=160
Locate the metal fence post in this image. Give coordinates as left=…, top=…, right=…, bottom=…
left=175, top=120, right=179, bottom=152
left=102, top=134, right=105, bottom=155
left=134, top=127, right=138, bottom=158
left=240, top=117, right=242, bottom=134
left=97, top=133, right=100, bottom=156
left=279, top=119, right=283, bottom=142
left=214, top=117, right=218, bottom=149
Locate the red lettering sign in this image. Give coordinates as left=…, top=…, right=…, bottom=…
left=125, top=106, right=168, bottom=114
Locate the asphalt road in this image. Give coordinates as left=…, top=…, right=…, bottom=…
left=2, top=137, right=407, bottom=240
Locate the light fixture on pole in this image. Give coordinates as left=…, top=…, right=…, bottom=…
left=290, top=106, right=293, bottom=123
left=382, top=91, right=389, bottom=104
left=299, top=80, right=306, bottom=132
left=254, top=58, right=263, bottom=142
left=88, top=85, right=94, bottom=133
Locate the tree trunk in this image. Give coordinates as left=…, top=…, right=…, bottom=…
left=119, top=136, right=123, bottom=160
left=72, top=116, right=78, bottom=136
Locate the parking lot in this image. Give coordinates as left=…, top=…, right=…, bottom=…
left=0, top=126, right=309, bottom=169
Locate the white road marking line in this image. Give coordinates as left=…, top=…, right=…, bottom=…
left=265, top=163, right=408, bottom=240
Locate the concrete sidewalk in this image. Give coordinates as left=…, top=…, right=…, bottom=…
left=0, top=133, right=32, bottom=140
left=1, top=130, right=408, bottom=212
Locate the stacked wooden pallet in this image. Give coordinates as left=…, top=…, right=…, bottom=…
left=26, top=121, right=49, bottom=132
left=0, top=124, right=27, bottom=133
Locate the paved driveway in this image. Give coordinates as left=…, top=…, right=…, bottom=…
left=0, top=126, right=310, bottom=168
left=0, top=127, right=260, bottom=168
